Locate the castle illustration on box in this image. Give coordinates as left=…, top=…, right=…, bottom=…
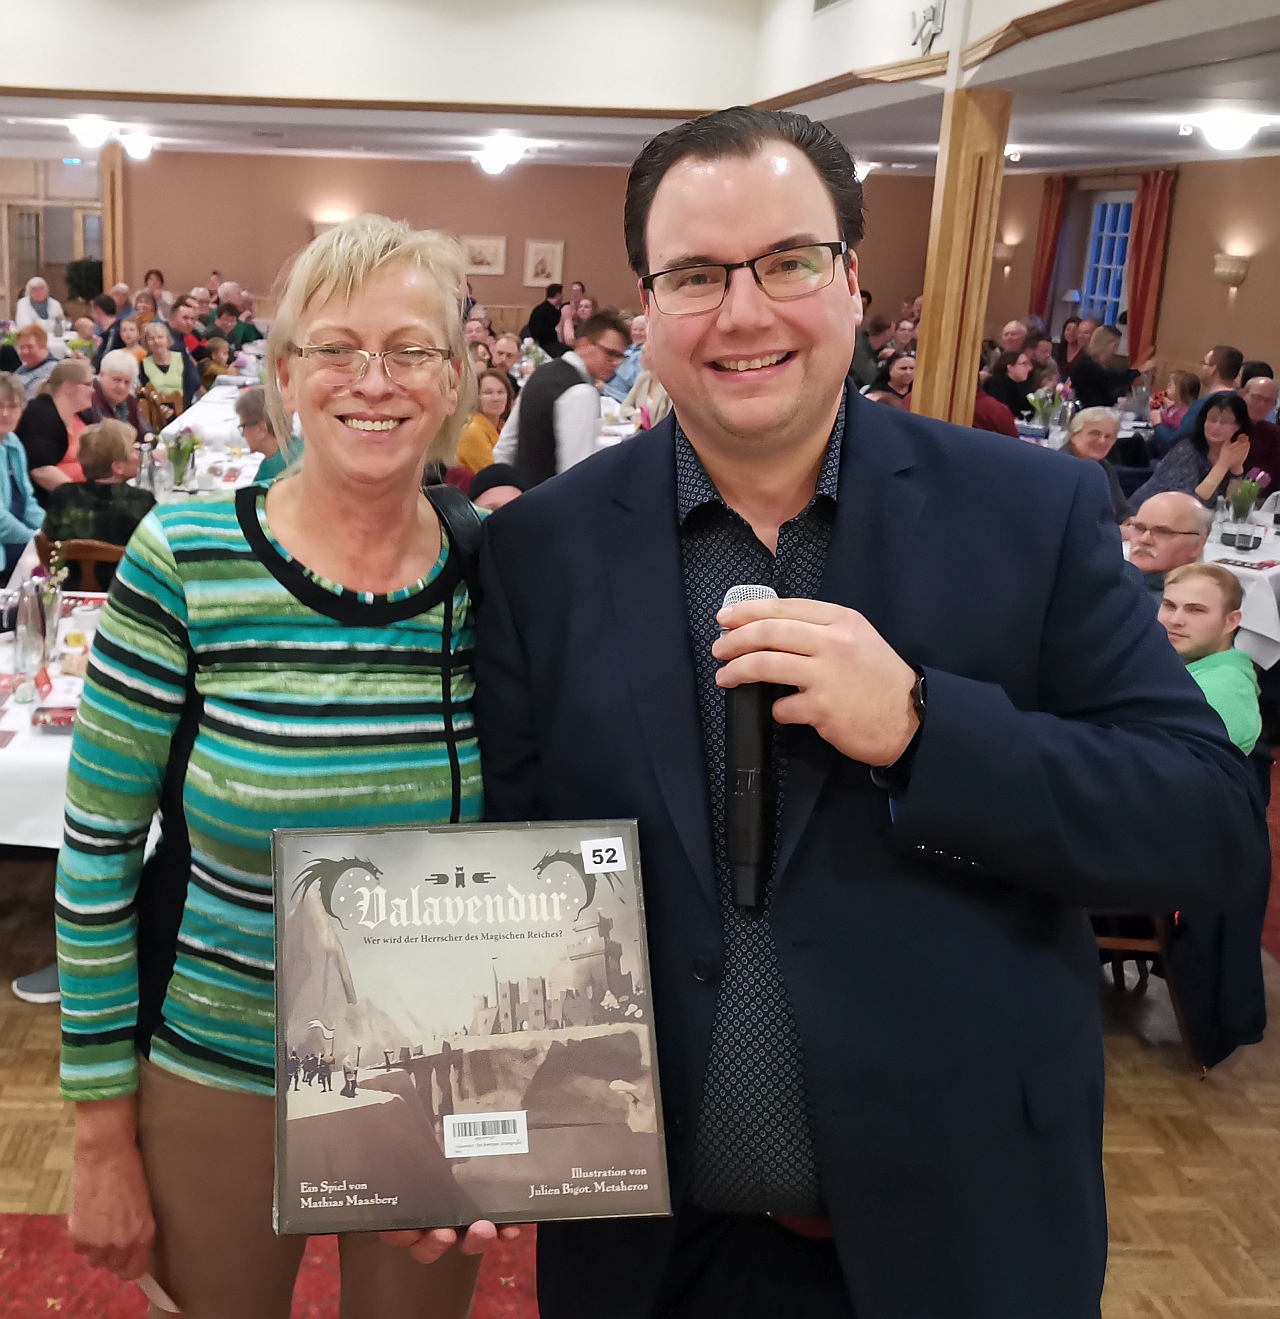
left=273, top=820, right=670, bottom=1234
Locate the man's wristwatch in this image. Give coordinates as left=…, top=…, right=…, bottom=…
left=870, top=668, right=926, bottom=794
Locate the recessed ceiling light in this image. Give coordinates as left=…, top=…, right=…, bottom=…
left=69, top=117, right=115, bottom=148
left=1178, top=123, right=1194, bottom=137
left=119, top=134, right=158, bottom=161
left=475, top=136, right=532, bottom=175
left=1184, top=110, right=1276, bottom=152
left=1005, top=149, right=1022, bottom=163
left=889, top=162, right=918, bottom=171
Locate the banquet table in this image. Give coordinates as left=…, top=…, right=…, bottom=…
left=159, top=375, right=259, bottom=451
left=1204, top=530, right=1280, bottom=670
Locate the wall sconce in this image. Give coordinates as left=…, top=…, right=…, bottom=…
left=1213, top=253, right=1250, bottom=288
left=992, top=242, right=1016, bottom=263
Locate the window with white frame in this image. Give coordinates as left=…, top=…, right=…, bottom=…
left=1081, top=191, right=1135, bottom=328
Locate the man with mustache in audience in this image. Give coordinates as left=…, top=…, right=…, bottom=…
left=1124, top=491, right=1211, bottom=599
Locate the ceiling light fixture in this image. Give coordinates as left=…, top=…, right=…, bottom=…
left=119, top=134, right=158, bottom=161
left=68, top=117, right=115, bottom=148
left=1185, top=110, right=1276, bottom=153
left=1005, top=149, right=1022, bottom=163
left=1178, top=123, right=1194, bottom=137
left=855, top=160, right=880, bottom=181
left=475, top=136, right=532, bottom=176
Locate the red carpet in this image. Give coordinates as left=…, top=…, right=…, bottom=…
left=1264, top=761, right=1280, bottom=963
left=0, top=1215, right=537, bottom=1317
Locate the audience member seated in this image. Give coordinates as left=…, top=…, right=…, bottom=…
left=523, top=282, right=567, bottom=357
left=166, top=298, right=204, bottom=405
left=81, top=349, right=150, bottom=438
left=1154, top=344, right=1242, bottom=454
left=1063, top=407, right=1129, bottom=522
left=880, top=317, right=916, bottom=360
left=1000, top=319, right=1027, bottom=355
left=982, top=349, right=1034, bottom=419
left=1149, top=369, right=1201, bottom=431
left=138, top=322, right=186, bottom=430
left=88, top=294, right=122, bottom=369
left=114, top=315, right=146, bottom=363
left=200, top=338, right=235, bottom=390
left=558, top=295, right=597, bottom=348
left=0, top=372, right=43, bottom=580
left=469, top=462, right=528, bottom=512
left=604, top=314, right=647, bottom=402
left=971, top=386, right=1018, bottom=437
left=1158, top=563, right=1261, bottom=754
left=1241, top=360, right=1276, bottom=421
left=188, top=286, right=213, bottom=325
left=865, top=352, right=914, bottom=409
left=621, top=344, right=672, bottom=430
left=40, top=419, right=154, bottom=591
left=1132, top=391, right=1251, bottom=506
left=490, top=334, right=522, bottom=389
left=1124, top=491, right=1212, bottom=598
left=849, top=314, right=894, bottom=389
left=208, top=299, right=259, bottom=351
left=1064, top=315, right=1097, bottom=371
left=14, top=324, right=57, bottom=399
left=15, top=276, right=65, bottom=334
left=1240, top=375, right=1280, bottom=487
left=467, top=340, right=492, bottom=370
left=497, top=309, right=628, bottom=485
left=463, top=316, right=493, bottom=347
left=1030, top=358, right=1061, bottom=395
left=1025, top=332, right=1055, bottom=372
left=234, top=386, right=298, bottom=482
left=108, top=282, right=133, bottom=317
left=456, top=370, right=515, bottom=473
left=1053, top=315, right=1081, bottom=370
left=1069, top=324, right=1152, bottom=409
left=142, top=268, right=174, bottom=320
left=132, top=289, right=159, bottom=324
left=15, top=359, right=95, bottom=499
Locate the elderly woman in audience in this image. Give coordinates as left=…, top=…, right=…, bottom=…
left=57, top=214, right=506, bottom=1316
left=14, top=324, right=58, bottom=399
left=138, top=321, right=186, bottom=428
left=456, top=367, right=514, bottom=473
left=982, top=349, right=1034, bottom=419
left=235, top=383, right=298, bottom=483
left=1068, top=324, right=1153, bottom=409
left=1061, top=406, right=1130, bottom=522
left=142, top=268, right=174, bottom=319
left=132, top=288, right=159, bottom=325
left=621, top=343, right=673, bottom=430
left=82, top=349, right=151, bottom=438
left=865, top=352, right=915, bottom=409
left=1131, top=390, right=1252, bottom=507
left=0, top=372, right=44, bottom=578
left=41, top=419, right=153, bottom=590
left=15, top=358, right=94, bottom=497
left=15, top=276, right=66, bottom=334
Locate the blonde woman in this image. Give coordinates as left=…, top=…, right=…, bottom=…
left=15, top=357, right=95, bottom=494
left=1067, top=324, right=1154, bottom=410
left=455, top=368, right=514, bottom=472
left=138, top=322, right=185, bottom=430
left=58, top=215, right=511, bottom=1318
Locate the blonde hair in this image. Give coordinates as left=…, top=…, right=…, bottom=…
left=1164, top=563, right=1244, bottom=614
left=39, top=358, right=92, bottom=397
left=142, top=320, right=172, bottom=351
left=1085, top=325, right=1122, bottom=362
left=16, top=323, right=48, bottom=348
left=79, top=418, right=138, bottom=481
left=265, top=214, right=475, bottom=467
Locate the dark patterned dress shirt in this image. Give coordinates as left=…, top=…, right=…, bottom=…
left=677, top=398, right=844, bottom=1215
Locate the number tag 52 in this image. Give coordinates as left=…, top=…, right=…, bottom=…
left=580, top=837, right=627, bottom=875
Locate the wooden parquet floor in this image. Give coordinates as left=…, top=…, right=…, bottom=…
left=2, top=846, right=1279, bottom=1313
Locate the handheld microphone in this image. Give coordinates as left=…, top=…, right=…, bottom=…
left=720, top=584, right=778, bottom=912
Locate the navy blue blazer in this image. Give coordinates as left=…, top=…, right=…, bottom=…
left=474, top=386, right=1266, bottom=1319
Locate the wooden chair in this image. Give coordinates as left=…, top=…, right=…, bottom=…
left=35, top=532, right=125, bottom=593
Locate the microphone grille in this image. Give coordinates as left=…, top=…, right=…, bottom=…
left=722, top=584, right=779, bottom=609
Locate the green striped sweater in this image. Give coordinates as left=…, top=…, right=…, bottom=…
left=56, top=486, right=481, bottom=1101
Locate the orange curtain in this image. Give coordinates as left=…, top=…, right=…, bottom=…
left=1126, top=169, right=1177, bottom=364
left=1028, top=175, right=1068, bottom=323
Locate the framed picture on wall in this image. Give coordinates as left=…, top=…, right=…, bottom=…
left=523, top=240, right=564, bottom=288
left=462, top=235, right=506, bottom=277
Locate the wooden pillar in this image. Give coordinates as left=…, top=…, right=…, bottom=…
left=912, top=88, right=1011, bottom=427
left=100, top=141, right=126, bottom=290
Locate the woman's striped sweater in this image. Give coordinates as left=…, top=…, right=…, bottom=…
left=56, top=486, right=481, bottom=1101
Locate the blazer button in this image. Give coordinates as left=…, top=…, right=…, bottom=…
left=692, top=957, right=718, bottom=983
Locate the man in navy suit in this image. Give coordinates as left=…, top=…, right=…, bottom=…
left=390, top=108, right=1265, bottom=1317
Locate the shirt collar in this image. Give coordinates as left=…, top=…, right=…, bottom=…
left=675, top=392, right=845, bottom=523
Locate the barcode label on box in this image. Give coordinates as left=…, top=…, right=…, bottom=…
left=443, top=1110, right=529, bottom=1158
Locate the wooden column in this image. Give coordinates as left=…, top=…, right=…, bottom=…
left=100, top=141, right=126, bottom=290
left=912, top=88, right=1011, bottom=427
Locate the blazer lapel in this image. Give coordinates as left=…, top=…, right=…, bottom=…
left=774, top=390, right=928, bottom=884
left=601, top=426, right=719, bottom=913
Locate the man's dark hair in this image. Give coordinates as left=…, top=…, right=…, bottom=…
left=545, top=283, right=563, bottom=300
left=1241, top=360, right=1275, bottom=387
left=91, top=294, right=117, bottom=316
left=576, top=309, right=629, bottom=344
left=1189, top=389, right=1251, bottom=456
left=215, top=302, right=239, bottom=321
left=861, top=290, right=872, bottom=306
left=866, top=314, right=892, bottom=337
left=624, top=106, right=864, bottom=275
left=170, top=295, right=196, bottom=316
left=144, top=268, right=164, bottom=284
left=1023, top=331, right=1046, bottom=350
left=1207, top=345, right=1244, bottom=384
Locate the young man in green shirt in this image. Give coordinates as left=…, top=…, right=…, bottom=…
left=1159, top=563, right=1262, bottom=753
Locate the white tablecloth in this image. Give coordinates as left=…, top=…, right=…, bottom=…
left=0, top=631, right=82, bottom=849
left=159, top=380, right=249, bottom=451
left=1205, top=530, right=1280, bottom=670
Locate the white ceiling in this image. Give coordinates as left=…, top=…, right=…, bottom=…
left=2, top=11, right=1279, bottom=177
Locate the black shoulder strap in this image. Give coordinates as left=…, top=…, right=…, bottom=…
left=425, top=483, right=484, bottom=607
